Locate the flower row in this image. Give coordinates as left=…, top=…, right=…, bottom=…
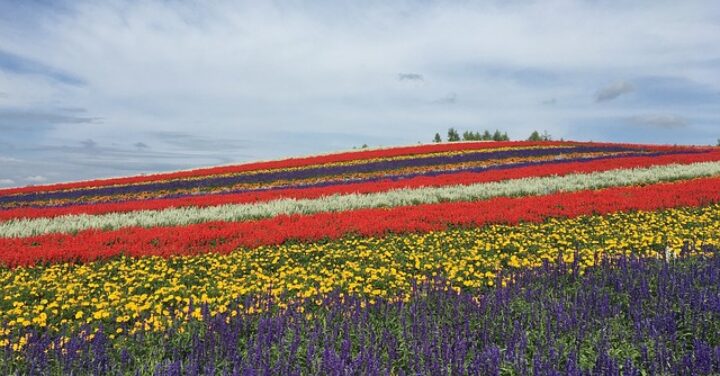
left=0, top=142, right=568, bottom=198
left=3, top=149, right=717, bottom=221
left=8, top=141, right=662, bottom=197
left=3, top=252, right=720, bottom=374
left=0, top=147, right=633, bottom=210
left=2, top=174, right=720, bottom=267
left=0, top=145, right=631, bottom=207
left=4, top=160, right=720, bottom=238
left=1, top=203, right=718, bottom=346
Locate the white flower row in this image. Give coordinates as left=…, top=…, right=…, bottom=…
left=2, top=161, right=720, bottom=238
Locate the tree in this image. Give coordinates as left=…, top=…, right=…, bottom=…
left=447, top=128, right=460, bottom=142
left=528, top=130, right=552, bottom=141
left=717, top=138, right=720, bottom=147
left=462, top=131, right=483, bottom=141
left=441, top=128, right=511, bottom=142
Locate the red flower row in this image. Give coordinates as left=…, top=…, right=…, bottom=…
left=2, top=176, right=719, bottom=268
left=2, top=150, right=718, bottom=221
left=0, top=141, right=536, bottom=196
left=0, top=141, right=694, bottom=197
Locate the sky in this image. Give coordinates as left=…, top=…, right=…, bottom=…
left=1, top=0, right=719, bottom=187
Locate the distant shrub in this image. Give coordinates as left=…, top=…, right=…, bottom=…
left=528, top=130, right=552, bottom=141
left=447, top=128, right=461, bottom=142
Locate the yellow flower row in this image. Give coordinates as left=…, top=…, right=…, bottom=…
left=0, top=203, right=718, bottom=342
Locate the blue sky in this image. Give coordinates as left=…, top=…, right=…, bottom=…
left=1, top=0, right=719, bottom=186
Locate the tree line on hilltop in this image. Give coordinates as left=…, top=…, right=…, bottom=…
left=433, top=128, right=552, bottom=143
left=355, top=131, right=719, bottom=150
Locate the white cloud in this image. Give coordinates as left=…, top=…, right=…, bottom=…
left=398, top=73, right=424, bottom=81
left=628, top=114, right=689, bottom=128
left=595, top=81, right=635, bottom=102
left=0, top=1, right=718, bottom=183
left=80, top=138, right=97, bottom=148
left=25, top=175, right=48, bottom=183
left=432, top=92, right=457, bottom=105
left=0, top=178, right=15, bottom=186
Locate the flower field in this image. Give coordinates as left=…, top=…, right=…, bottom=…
left=1, top=140, right=720, bottom=374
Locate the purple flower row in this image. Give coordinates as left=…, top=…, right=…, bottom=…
left=4, top=245, right=720, bottom=375
left=1, top=145, right=654, bottom=206
left=13, top=149, right=697, bottom=210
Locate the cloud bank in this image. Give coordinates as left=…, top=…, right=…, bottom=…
left=0, top=0, right=718, bottom=185
left=595, top=81, right=635, bottom=102
left=628, top=114, right=689, bottom=128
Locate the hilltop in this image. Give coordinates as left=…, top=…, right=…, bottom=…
left=1, top=141, right=720, bottom=374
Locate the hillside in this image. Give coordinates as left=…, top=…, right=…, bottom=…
left=1, top=141, right=720, bottom=374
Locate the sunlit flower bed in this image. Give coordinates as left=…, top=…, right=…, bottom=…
left=1, top=141, right=719, bottom=374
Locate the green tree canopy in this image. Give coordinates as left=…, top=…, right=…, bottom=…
left=528, top=131, right=541, bottom=141
left=528, top=130, right=551, bottom=141
left=447, top=128, right=461, bottom=142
